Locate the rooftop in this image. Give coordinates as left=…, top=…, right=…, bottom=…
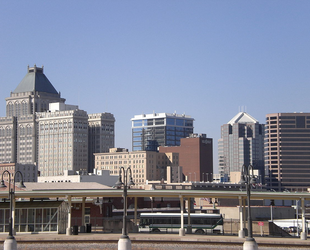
left=227, top=112, right=259, bottom=125
left=13, top=65, right=58, bottom=94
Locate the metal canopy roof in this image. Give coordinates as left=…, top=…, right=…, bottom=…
left=1, top=189, right=309, bottom=201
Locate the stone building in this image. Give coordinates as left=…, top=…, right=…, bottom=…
left=94, top=148, right=179, bottom=185
left=0, top=65, right=115, bottom=177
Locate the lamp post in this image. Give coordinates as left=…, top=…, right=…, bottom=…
left=0, top=170, right=26, bottom=250
left=239, top=165, right=258, bottom=250
left=115, top=167, right=135, bottom=250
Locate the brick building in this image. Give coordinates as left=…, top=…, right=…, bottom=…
left=159, top=133, right=213, bottom=182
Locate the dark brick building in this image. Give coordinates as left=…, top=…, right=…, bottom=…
left=159, top=134, right=213, bottom=182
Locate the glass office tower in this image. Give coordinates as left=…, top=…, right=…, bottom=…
left=131, top=113, right=194, bottom=151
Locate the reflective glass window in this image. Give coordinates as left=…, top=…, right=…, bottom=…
left=176, top=119, right=184, bottom=126
left=167, top=118, right=175, bottom=125
left=133, top=120, right=143, bottom=126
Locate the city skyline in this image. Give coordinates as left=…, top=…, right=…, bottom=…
left=1, top=1, right=310, bottom=172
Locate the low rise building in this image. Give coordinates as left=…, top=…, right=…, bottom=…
left=38, top=169, right=118, bottom=187
left=94, top=148, right=179, bottom=185
left=0, top=162, right=37, bottom=182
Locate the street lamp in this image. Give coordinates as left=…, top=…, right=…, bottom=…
left=115, top=167, right=135, bottom=250
left=239, top=165, right=258, bottom=250
left=0, top=170, right=26, bottom=250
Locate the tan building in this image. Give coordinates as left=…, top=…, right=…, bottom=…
left=94, top=148, right=179, bottom=185
left=0, top=65, right=115, bottom=177
left=0, top=65, right=65, bottom=165
left=37, top=106, right=89, bottom=177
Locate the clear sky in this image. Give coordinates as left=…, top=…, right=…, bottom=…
left=1, top=1, right=310, bottom=172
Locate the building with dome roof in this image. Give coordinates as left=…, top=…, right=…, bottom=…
left=218, top=112, right=265, bottom=182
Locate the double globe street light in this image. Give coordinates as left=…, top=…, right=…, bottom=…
left=0, top=170, right=26, bottom=250
left=239, top=164, right=258, bottom=250
left=115, top=166, right=135, bottom=250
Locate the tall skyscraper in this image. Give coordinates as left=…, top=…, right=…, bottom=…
left=131, top=112, right=194, bottom=151
left=1, top=65, right=65, bottom=165
left=0, top=65, right=115, bottom=177
left=218, top=112, right=264, bottom=182
left=265, top=113, right=310, bottom=191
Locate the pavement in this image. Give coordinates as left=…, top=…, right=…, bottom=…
left=0, top=232, right=310, bottom=247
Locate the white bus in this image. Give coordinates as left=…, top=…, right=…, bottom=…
left=139, top=212, right=223, bottom=234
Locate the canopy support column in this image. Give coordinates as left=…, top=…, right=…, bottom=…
left=186, top=198, right=192, bottom=234
left=238, top=196, right=245, bottom=238
left=179, top=195, right=185, bottom=236
left=80, top=197, right=86, bottom=233
left=66, top=196, right=72, bottom=235
left=301, top=198, right=307, bottom=240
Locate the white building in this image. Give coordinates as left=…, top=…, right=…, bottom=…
left=38, top=169, right=118, bottom=187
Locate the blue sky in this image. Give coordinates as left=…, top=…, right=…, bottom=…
left=1, top=1, right=310, bottom=172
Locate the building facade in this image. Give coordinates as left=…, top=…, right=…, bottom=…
left=0, top=162, right=38, bottom=182
left=159, top=133, right=213, bottom=183
left=94, top=148, right=179, bottom=185
left=88, top=113, right=115, bottom=172
left=37, top=169, right=118, bottom=187
left=0, top=65, right=65, bottom=165
left=0, top=65, right=115, bottom=177
left=37, top=107, right=89, bottom=177
left=265, top=113, right=310, bottom=191
left=218, top=112, right=264, bottom=182
left=131, top=113, right=194, bottom=151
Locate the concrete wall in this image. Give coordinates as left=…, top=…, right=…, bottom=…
left=220, top=206, right=295, bottom=220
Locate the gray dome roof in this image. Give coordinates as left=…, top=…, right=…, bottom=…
left=13, top=65, right=58, bottom=94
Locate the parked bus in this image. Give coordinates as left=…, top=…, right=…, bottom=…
left=139, top=212, right=223, bottom=234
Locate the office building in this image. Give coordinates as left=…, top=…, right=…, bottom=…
left=37, top=105, right=89, bottom=176
left=218, top=112, right=264, bottom=182
left=0, top=65, right=115, bottom=177
left=159, top=133, right=213, bottom=182
left=88, top=113, right=115, bottom=172
left=265, top=113, right=310, bottom=191
left=0, top=65, right=65, bottom=165
left=131, top=112, right=194, bottom=151
left=94, top=148, right=179, bottom=185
